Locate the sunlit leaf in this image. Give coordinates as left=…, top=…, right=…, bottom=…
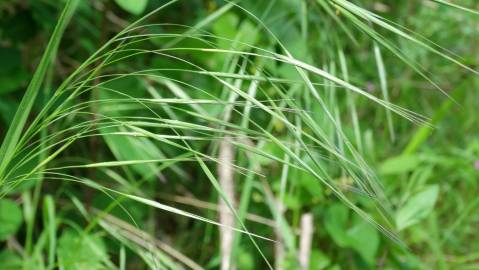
left=396, top=185, right=439, bottom=230
left=57, top=230, right=108, bottom=270
left=115, top=0, right=148, bottom=15
left=346, top=216, right=380, bottom=265
left=379, top=155, right=421, bottom=175
left=0, top=199, right=22, bottom=241
left=0, top=250, right=22, bottom=270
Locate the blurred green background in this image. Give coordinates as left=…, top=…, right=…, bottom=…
left=0, top=0, right=478, bottom=269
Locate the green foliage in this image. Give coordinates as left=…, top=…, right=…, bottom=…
left=396, top=185, right=439, bottom=231
left=115, top=0, right=148, bottom=15
left=0, top=0, right=78, bottom=179
left=0, top=199, right=22, bottom=240
left=379, top=154, right=422, bottom=175
left=325, top=203, right=380, bottom=265
left=57, top=230, right=108, bottom=270
left=0, top=0, right=478, bottom=269
left=0, top=250, right=23, bottom=270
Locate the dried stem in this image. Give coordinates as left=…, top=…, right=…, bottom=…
left=299, top=213, right=314, bottom=270
left=218, top=136, right=236, bottom=270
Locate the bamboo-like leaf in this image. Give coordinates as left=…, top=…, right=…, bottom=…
left=0, top=0, right=79, bottom=180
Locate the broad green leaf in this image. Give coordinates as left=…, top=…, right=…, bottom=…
left=0, top=250, right=22, bottom=270
left=309, top=250, right=331, bottom=270
left=235, top=19, right=259, bottom=51
left=101, top=127, right=163, bottom=181
left=301, top=177, right=323, bottom=197
left=298, top=170, right=323, bottom=198
left=57, top=230, right=108, bottom=270
left=4, top=252, right=45, bottom=270
left=237, top=248, right=255, bottom=270
left=212, top=12, right=239, bottom=41
left=346, top=216, right=380, bottom=265
left=283, top=193, right=301, bottom=210
left=0, top=199, right=23, bottom=240
left=256, top=141, right=285, bottom=165
left=325, top=203, right=379, bottom=265
left=396, top=185, right=439, bottom=231
left=379, top=155, right=421, bottom=175
left=115, top=0, right=148, bottom=15
left=324, top=203, right=350, bottom=247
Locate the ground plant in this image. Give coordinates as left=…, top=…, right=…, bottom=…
left=0, top=0, right=478, bottom=269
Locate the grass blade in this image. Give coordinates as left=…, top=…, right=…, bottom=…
left=0, top=0, right=79, bottom=180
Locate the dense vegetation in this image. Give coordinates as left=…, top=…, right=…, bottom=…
left=0, top=0, right=478, bottom=269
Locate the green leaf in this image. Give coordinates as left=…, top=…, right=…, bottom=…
left=58, top=230, right=108, bottom=270
left=101, top=127, right=163, bottom=181
left=298, top=171, right=323, bottom=198
left=325, top=204, right=379, bottom=265
left=0, top=0, right=79, bottom=180
left=309, top=249, right=331, bottom=270
left=212, top=12, right=239, bottom=41
left=0, top=250, right=23, bottom=270
left=236, top=20, right=259, bottom=49
left=379, top=155, right=421, bottom=175
left=324, top=203, right=350, bottom=247
left=0, top=199, right=23, bottom=240
left=256, top=141, right=285, bottom=166
left=283, top=193, right=301, bottom=210
left=115, top=0, right=148, bottom=15
left=346, top=217, right=380, bottom=265
left=396, top=185, right=439, bottom=230
left=237, top=248, right=255, bottom=270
